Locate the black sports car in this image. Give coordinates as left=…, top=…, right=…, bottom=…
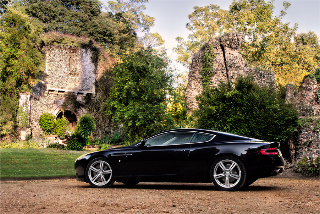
left=75, top=129, right=284, bottom=191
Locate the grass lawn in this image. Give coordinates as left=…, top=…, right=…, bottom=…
left=0, top=148, right=88, bottom=179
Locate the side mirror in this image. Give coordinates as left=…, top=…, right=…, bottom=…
left=140, top=139, right=147, bottom=147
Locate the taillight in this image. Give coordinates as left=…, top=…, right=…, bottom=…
left=258, top=147, right=279, bottom=155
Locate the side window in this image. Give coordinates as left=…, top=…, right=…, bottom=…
left=145, top=132, right=195, bottom=146
left=191, top=132, right=215, bottom=143
left=146, top=133, right=174, bottom=146
left=165, top=133, right=194, bottom=145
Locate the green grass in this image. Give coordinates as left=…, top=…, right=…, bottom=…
left=0, top=148, right=88, bottom=179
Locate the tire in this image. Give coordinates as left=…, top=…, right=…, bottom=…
left=122, top=181, right=139, bottom=187
left=86, top=158, right=115, bottom=188
left=210, top=156, right=246, bottom=191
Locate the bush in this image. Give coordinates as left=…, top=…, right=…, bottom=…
left=296, top=157, right=320, bottom=176
left=39, top=113, right=56, bottom=135
left=54, top=117, right=69, bottom=139
left=48, top=143, right=65, bottom=150
left=98, top=144, right=109, bottom=151
left=75, top=114, right=95, bottom=144
left=195, top=76, right=299, bottom=142
left=66, top=134, right=83, bottom=151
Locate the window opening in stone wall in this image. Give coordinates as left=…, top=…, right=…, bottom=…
left=57, top=110, right=77, bottom=131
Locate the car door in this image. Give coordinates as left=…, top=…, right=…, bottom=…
left=187, top=132, right=219, bottom=181
left=125, top=131, right=194, bottom=178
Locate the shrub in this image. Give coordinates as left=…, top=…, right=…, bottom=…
left=54, top=117, right=69, bottom=139
left=75, top=114, right=95, bottom=145
left=296, top=157, right=320, bottom=176
left=98, top=144, right=109, bottom=151
left=48, top=143, right=65, bottom=150
left=39, top=113, right=56, bottom=135
left=195, top=76, right=299, bottom=142
left=66, top=134, right=83, bottom=151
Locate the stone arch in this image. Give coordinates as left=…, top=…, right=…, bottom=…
left=57, top=110, right=78, bottom=131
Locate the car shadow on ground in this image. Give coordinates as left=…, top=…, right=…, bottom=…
left=79, top=182, right=282, bottom=192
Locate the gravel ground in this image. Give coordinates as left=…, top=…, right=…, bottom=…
left=1, top=173, right=319, bottom=213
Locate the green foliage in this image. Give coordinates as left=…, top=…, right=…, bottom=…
left=195, top=76, right=299, bottom=142
left=101, top=133, right=124, bottom=145
left=174, top=0, right=320, bottom=86
left=167, top=80, right=193, bottom=128
left=308, top=68, right=320, bottom=84
left=0, top=8, right=44, bottom=138
left=24, top=0, right=130, bottom=52
left=22, top=0, right=157, bottom=56
left=64, top=114, right=95, bottom=150
left=201, top=44, right=216, bottom=88
left=47, top=143, right=65, bottom=150
left=98, top=144, right=110, bottom=151
left=296, top=157, right=320, bottom=177
left=0, top=0, right=10, bottom=14
left=75, top=114, right=95, bottom=142
left=54, top=117, right=69, bottom=139
left=66, top=134, right=83, bottom=151
left=106, top=47, right=174, bottom=142
left=39, top=113, right=56, bottom=135
left=0, top=93, right=19, bottom=137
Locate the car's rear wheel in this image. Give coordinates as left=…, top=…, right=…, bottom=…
left=210, top=156, right=246, bottom=191
left=86, top=158, right=115, bottom=188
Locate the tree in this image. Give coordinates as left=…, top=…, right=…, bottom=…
left=174, top=0, right=320, bottom=86
left=194, top=76, right=298, bottom=143
left=0, top=0, right=10, bottom=14
left=106, top=48, right=174, bottom=141
left=23, top=0, right=137, bottom=55
left=23, top=0, right=164, bottom=56
left=167, top=75, right=192, bottom=128
left=106, top=0, right=167, bottom=54
left=0, top=7, right=44, bottom=138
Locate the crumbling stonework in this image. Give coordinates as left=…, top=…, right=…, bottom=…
left=27, top=41, right=115, bottom=138
left=30, top=46, right=97, bottom=137
left=285, top=77, right=320, bottom=116
left=186, top=32, right=276, bottom=113
left=285, top=77, right=320, bottom=165
left=43, top=46, right=96, bottom=94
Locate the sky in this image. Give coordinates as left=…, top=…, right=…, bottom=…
left=143, top=0, right=320, bottom=58
left=101, top=0, right=320, bottom=74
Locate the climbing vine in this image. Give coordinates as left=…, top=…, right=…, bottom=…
left=201, top=44, right=216, bottom=89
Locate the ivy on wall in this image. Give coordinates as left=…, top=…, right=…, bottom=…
left=200, top=44, right=216, bottom=89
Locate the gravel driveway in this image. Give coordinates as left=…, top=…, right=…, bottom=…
left=1, top=176, right=319, bottom=213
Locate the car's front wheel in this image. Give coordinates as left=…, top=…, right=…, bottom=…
left=210, top=156, right=246, bottom=191
left=86, top=158, right=115, bottom=188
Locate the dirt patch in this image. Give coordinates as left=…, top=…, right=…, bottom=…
left=1, top=175, right=319, bottom=213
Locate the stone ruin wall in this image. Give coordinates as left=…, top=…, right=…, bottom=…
left=285, top=77, right=320, bottom=165
left=186, top=32, right=320, bottom=167
left=186, top=32, right=276, bottom=113
left=29, top=46, right=97, bottom=138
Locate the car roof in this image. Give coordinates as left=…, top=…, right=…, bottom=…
left=160, top=128, right=260, bottom=141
